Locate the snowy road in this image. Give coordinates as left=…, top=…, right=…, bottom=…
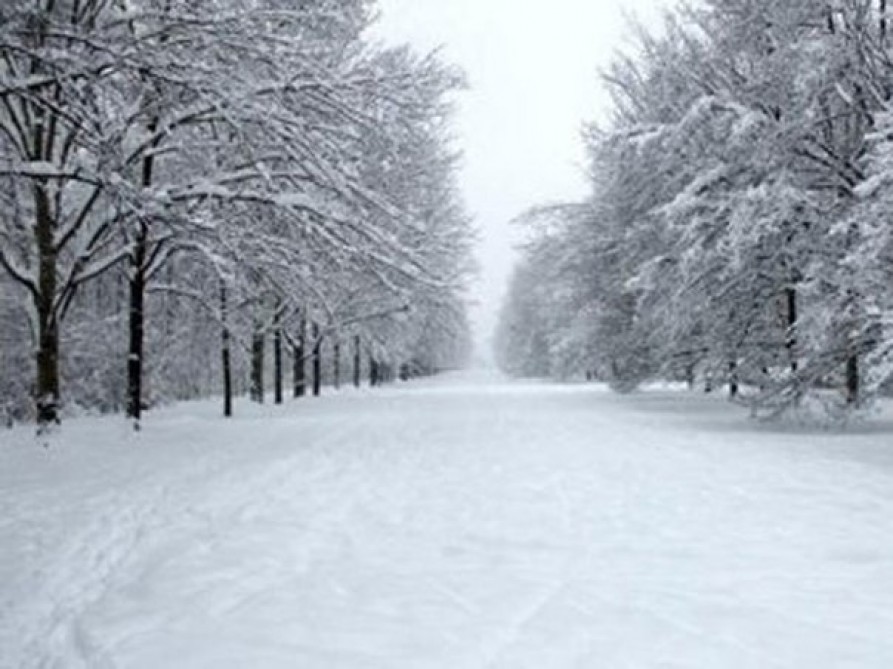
left=3, top=372, right=893, bottom=668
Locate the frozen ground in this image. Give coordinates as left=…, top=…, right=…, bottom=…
left=2, top=371, right=893, bottom=668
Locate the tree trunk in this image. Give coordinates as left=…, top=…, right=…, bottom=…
left=28, top=21, right=60, bottom=428
left=34, top=183, right=60, bottom=425
left=785, top=286, right=798, bottom=374
left=333, top=339, right=341, bottom=390
left=312, top=322, right=322, bottom=397
left=126, top=223, right=148, bottom=424
left=251, top=324, right=265, bottom=403
left=273, top=308, right=283, bottom=405
left=370, top=356, right=379, bottom=387
left=126, top=120, right=158, bottom=425
left=221, top=284, right=232, bottom=418
left=293, top=316, right=306, bottom=398
left=729, top=360, right=739, bottom=399
left=846, top=352, right=859, bottom=406
left=35, top=311, right=60, bottom=425
left=353, top=335, right=361, bottom=388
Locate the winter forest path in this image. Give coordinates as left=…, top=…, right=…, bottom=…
left=3, top=372, right=893, bottom=667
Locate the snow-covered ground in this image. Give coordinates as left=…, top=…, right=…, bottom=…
left=3, top=372, right=893, bottom=668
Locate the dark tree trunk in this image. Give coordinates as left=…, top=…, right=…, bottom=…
left=221, top=284, right=232, bottom=418
left=251, top=324, right=265, bottom=403
left=312, top=322, right=322, bottom=397
left=28, top=26, right=60, bottom=427
left=34, top=183, right=59, bottom=425
left=126, top=223, right=148, bottom=423
left=126, top=120, right=158, bottom=425
left=35, top=318, right=60, bottom=425
left=293, top=317, right=306, bottom=398
left=353, top=335, right=361, bottom=388
left=370, top=356, right=379, bottom=387
left=846, top=352, right=860, bottom=406
left=273, top=308, right=283, bottom=405
left=729, top=360, right=739, bottom=399
left=883, top=0, right=888, bottom=42
left=785, top=287, right=798, bottom=374
left=333, top=339, right=341, bottom=390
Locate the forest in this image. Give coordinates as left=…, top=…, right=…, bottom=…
left=0, top=0, right=475, bottom=428
left=496, top=0, right=893, bottom=418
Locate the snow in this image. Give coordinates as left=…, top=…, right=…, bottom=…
left=3, top=372, right=893, bottom=668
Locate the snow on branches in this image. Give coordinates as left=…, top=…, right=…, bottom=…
left=496, top=0, right=893, bottom=419
left=0, top=0, right=473, bottom=424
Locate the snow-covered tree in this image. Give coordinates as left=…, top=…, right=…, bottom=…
left=0, top=0, right=474, bottom=426
left=497, top=0, right=893, bottom=418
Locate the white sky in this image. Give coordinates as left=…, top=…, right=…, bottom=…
left=372, top=0, right=666, bottom=360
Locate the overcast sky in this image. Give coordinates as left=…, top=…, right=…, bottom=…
left=373, top=0, right=666, bottom=360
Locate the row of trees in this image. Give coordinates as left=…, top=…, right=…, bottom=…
left=0, top=0, right=474, bottom=428
left=497, top=0, right=893, bottom=416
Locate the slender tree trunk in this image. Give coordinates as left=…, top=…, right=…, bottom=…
left=353, top=335, right=361, bottom=388
left=293, top=316, right=306, bottom=398
left=685, top=362, right=695, bottom=391
left=312, top=322, right=322, bottom=397
left=126, top=227, right=147, bottom=423
left=370, top=356, right=379, bottom=387
left=882, top=0, right=887, bottom=43
left=251, top=323, right=265, bottom=403
left=221, top=284, right=232, bottom=418
left=126, top=118, right=158, bottom=425
left=333, top=339, right=341, bottom=390
left=785, top=286, right=798, bottom=374
left=729, top=360, right=739, bottom=399
left=273, top=308, right=283, bottom=405
left=846, top=351, right=859, bottom=406
left=34, top=183, right=60, bottom=425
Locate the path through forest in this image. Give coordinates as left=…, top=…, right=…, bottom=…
left=2, top=372, right=893, bottom=667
